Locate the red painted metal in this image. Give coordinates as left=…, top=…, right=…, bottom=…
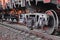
left=57, top=0, right=60, bottom=4
left=43, top=0, right=51, bottom=3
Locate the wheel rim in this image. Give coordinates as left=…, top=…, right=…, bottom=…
left=43, top=10, right=57, bottom=34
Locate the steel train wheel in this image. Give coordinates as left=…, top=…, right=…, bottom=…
left=43, top=10, right=59, bottom=34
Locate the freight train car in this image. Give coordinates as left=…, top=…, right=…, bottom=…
left=24, top=0, right=60, bottom=34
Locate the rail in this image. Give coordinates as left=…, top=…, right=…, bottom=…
left=0, top=22, right=60, bottom=40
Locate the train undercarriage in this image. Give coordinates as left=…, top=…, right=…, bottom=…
left=24, top=10, right=59, bottom=34
left=0, top=1, right=60, bottom=35
left=24, top=1, right=60, bottom=34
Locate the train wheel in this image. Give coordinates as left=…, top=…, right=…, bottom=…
left=42, top=10, right=59, bottom=34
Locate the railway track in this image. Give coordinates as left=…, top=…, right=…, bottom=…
left=0, top=22, right=60, bottom=40
left=0, top=22, right=43, bottom=40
